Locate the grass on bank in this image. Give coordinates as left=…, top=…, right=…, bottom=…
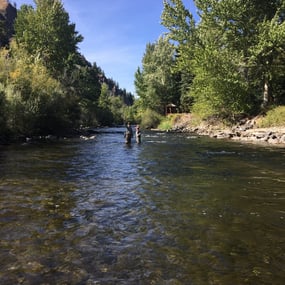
left=157, top=113, right=204, bottom=131
left=257, top=106, right=285, bottom=127
left=157, top=106, right=285, bottom=131
left=157, top=116, right=174, bottom=130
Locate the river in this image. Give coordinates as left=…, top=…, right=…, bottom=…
left=0, top=128, right=284, bottom=285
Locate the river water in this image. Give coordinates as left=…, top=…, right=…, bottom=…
left=0, top=128, right=284, bottom=285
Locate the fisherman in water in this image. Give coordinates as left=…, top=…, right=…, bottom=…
left=135, top=124, right=141, bottom=144
left=124, top=122, right=133, bottom=144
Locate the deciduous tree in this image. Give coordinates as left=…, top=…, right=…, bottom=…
left=14, top=0, right=83, bottom=76
left=135, top=36, right=179, bottom=114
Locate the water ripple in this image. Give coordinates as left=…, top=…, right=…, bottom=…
left=0, top=130, right=285, bottom=284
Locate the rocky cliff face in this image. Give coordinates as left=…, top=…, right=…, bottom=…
left=0, top=0, right=17, bottom=47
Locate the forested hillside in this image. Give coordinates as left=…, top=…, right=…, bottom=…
left=0, top=0, right=134, bottom=140
left=135, top=0, right=285, bottom=125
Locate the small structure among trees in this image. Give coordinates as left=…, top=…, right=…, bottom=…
left=165, top=103, right=177, bottom=115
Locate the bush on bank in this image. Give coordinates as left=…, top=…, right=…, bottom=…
left=257, top=106, right=285, bottom=128
left=158, top=107, right=285, bottom=132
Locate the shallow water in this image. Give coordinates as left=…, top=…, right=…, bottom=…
left=0, top=128, right=285, bottom=284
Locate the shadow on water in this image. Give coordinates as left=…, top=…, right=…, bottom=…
left=0, top=128, right=285, bottom=284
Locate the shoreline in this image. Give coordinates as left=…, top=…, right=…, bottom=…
left=0, top=128, right=96, bottom=146
left=168, top=114, right=285, bottom=147
left=2, top=122, right=285, bottom=147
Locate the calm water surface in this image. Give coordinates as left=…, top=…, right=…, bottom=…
left=0, top=128, right=285, bottom=285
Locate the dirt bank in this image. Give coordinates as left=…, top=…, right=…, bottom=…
left=170, top=114, right=285, bottom=147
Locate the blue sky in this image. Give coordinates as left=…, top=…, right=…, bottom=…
left=14, top=0, right=197, bottom=95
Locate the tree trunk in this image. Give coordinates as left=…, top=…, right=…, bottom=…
left=262, top=76, right=269, bottom=106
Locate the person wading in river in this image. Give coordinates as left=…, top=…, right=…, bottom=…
left=135, top=124, right=141, bottom=144
left=124, top=122, right=133, bottom=144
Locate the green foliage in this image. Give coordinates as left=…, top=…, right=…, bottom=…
left=158, top=0, right=285, bottom=121
left=161, top=0, right=196, bottom=74
left=122, top=105, right=136, bottom=124
left=96, top=83, right=113, bottom=126
left=134, top=36, right=180, bottom=114
left=14, top=0, right=83, bottom=75
left=140, top=108, right=162, bottom=129
left=98, top=83, right=110, bottom=110
left=134, top=67, right=146, bottom=103
left=0, top=48, right=12, bottom=83
left=180, top=91, right=193, bottom=113
left=258, top=106, right=285, bottom=127
left=109, top=96, right=124, bottom=125
left=2, top=45, right=73, bottom=135
left=0, top=85, right=8, bottom=133
left=97, top=83, right=132, bottom=126
left=0, top=18, right=8, bottom=47
left=6, top=0, right=89, bottom=134
left=0, top=0, right=135, bottom=138
left=157, top=115, right=175, bottom=130
left=249, top=12, right=285, bottom=105
left=191, top=46, right=254, bottom=118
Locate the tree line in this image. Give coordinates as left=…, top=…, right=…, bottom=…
left=1, top=0, right=284, bottom=138
left=0, top=0, right=134, bottom=140
left=135, top=0, right=285, bottom=123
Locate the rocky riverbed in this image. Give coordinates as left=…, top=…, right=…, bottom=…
left=170, top=114, right=285, bottom=147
